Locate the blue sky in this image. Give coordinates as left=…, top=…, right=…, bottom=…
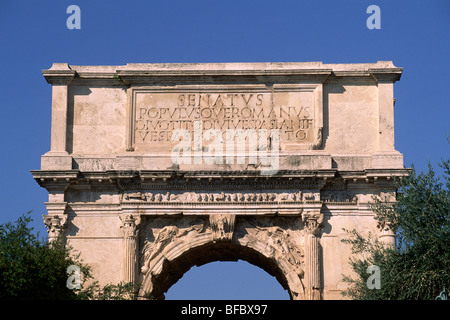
left=0, top=0, right=449, bottom=299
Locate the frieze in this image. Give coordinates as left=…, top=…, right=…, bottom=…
left=120, top=190, right=304, bottom=204
left=119, top=190, right=360, bottom=205
left=320, top=191, right=358, bottom=204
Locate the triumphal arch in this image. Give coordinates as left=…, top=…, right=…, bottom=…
left=31, top=61, right=407, bottom=299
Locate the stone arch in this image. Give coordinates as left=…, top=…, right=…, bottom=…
left=138, top=216, right=307, bottom=300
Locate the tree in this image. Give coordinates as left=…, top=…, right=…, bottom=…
left=0, top=212, right=87, bottom=299
left=341, top=158, right=450, bottom=300
left=0, top=212, right=143, bottom=300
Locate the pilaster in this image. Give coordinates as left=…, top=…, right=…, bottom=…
left=41, top=63, right=76, bottom=170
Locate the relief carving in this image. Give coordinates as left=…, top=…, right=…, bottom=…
left=124, top=192, right=146, bottom=201
left=303, top=192, right=316, bottom=201
left=138, top=215, right=309, bottom=299
left=210, top=214, right=236, bottom=242
left=321, top=191, right=357, bottom=204
left=122, top=190, right=303, bottom=203
left=237, top=217, right=305, bottom=280
left=140, top=217, right=207, bottom=274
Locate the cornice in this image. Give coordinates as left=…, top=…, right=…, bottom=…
left=368, top=67, right=403, bottom=82
left=42, top=63, right=77, bottom=85
left=30, top=168, right=410, bottom=192
left=30, top=170, right=79, bottom=189
left=115, top=68, right=333, bottom=85
left=41, top=61, right=403, bottom=86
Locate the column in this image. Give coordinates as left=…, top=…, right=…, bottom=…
left=120, top=214, right=141, bottom=284
left=302, top=211, right=324, bottom=300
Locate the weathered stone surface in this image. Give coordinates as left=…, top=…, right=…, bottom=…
left=32, top=61, right=408, bottom=299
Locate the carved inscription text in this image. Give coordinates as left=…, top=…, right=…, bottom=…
left=134, top=91, right=316, bottom=146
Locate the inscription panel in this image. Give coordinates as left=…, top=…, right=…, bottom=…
left=129, top=85, right=323, bottom=153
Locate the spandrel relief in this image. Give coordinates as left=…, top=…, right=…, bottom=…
left=237, top=216, right=306, bottom=278
left=138, top=215, right=306, bottom=281
left=139, top=216, right=207, bottom=274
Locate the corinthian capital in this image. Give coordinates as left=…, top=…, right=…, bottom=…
left=302, top=211, right=324, bottom=236
left=43, top=202, right=68, bottom=242
left=43, top=214, right=68, bottom=241
left=120, top=214, right=141, bottom=238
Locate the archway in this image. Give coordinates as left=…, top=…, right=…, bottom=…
left=137, top=215, right=308, bottom=300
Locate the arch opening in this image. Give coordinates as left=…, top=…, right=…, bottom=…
left=165, top=260, right=290, bottom=300
left=141, top=240, right=296, bottom=300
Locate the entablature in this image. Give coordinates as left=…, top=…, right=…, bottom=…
left=31, top=168, right=410, bottom=193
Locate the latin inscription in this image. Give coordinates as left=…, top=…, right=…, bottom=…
left=134, top=91, right=316, bottom=145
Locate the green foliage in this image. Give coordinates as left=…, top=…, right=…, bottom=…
left=0, top=212, right=85, bottom=299
left=0, top=212, right=143, bottom=300
left=76, top=281, right=145, bottom=300
left=341, top=158, right=450, bottom=299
